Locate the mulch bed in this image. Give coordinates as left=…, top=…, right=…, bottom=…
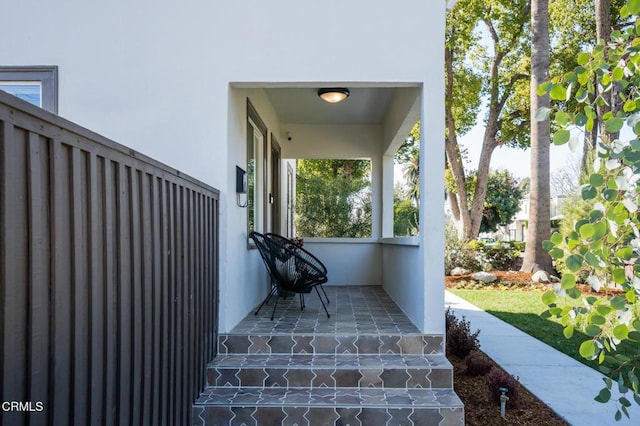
left=449, top=353, right=569, bottom=425
left=445, top=268, right=622, bottom=424
left=445, top=270, right=625, bottom=295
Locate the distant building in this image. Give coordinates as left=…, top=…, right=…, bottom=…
left=507, top=194, right=567, bottom=241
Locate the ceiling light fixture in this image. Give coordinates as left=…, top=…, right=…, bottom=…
left=318, top=88, right=350, bottom=103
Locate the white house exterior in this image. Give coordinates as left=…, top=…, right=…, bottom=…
left=1, top=1, right=446, bottom=335
left=508, top=194, right=567, bottom=241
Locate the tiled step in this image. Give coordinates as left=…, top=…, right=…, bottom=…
left=207, top=353, right=453, bottom=389
left=217, top=333, right=444, bottom=356
left=192, top=387, right=464, bottom=426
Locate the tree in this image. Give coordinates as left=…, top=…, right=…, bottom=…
left=446, top=0, right=531, bottom=240
left=521, top=0, right=554, bottom=273
left=295, top=159, right=372, bottom=238
left=482, top=170, right=525, bottom=233
left=540, top=0, right=640, bottom=418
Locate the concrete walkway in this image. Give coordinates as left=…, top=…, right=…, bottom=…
left=445, top=291, right=640, bottom=426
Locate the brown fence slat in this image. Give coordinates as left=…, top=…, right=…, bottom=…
left=27, top=132, right=50, bottom=426
left=89, top=153, right=105, bottom=426
left=0, top=93, right=219, bottom=426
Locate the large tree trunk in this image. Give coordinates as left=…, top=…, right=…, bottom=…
left=445, top=43, right=473, bottom=238
left=595, top=0, right=617, bottom=138
left=522, top=0, right=554, bottom=273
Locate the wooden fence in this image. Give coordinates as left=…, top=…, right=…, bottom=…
left=0, top=91, right=219, bottom=426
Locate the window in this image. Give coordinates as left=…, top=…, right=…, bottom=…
left=0, top=66, right=58, bottom=113
left=295, top=159, right=372, bottom=238
left=247, top=99, right=267, bottom=245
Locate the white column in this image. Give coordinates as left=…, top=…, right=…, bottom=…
left=420, top=4, right=446, bottom=335
left=382, top=155, right=395, bottom=238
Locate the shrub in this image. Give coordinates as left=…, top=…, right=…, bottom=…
left=464, top=350, right=493, bottom=376
left=445, top=307, right=457, bottom=333
left=445, top=310, right=480, bottom=358
left=445, top=220, right=481, bottom=274
left=469, top=240, right=523, bottom=271
left=486, top=367, right=520, bottom=407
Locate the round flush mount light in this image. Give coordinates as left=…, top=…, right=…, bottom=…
left=317, top=88, right=350, bottom=103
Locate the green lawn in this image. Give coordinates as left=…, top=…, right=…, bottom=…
left=449, top=289, right=635, bottom=372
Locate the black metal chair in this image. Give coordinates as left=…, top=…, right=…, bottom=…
left=265, top=233, right=330, bottom=305
left=250, top=231, right=330, bottom=320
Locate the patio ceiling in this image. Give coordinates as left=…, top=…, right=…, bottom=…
left=264, top=87, right=397, bottom=125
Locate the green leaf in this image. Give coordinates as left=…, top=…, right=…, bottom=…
left=586, top=117, right=594, bottom=132
left=591, top=315, right=606, bottom=325
left=613, top=67, right=625, bottom=81
left=629, top=0, right=640, bottom=15
left=597, top=305, right=612, bottom=315
left=542, top=291, right=557, bottom=305
left=555, top=111, right=570, bottom=126
left=595, top=388, right=611, bottom=403
left=575, top=112, right=588, bottom=125
left=567, top=287, right=582, bottom=299
left=593, top=221, right=608, bottom=240
left=586, top=324, right=602, bottom=336
left=561, top=274, right=576, bottom=289
left=542, top=240, right=555, bottom=250
left=589, top=173, right=604, bottom=187
left=603, top=189, right=618, bottom=201
left=627, top=289, right=635, bottom=303
left=580, top=340, right=596, bottom=358
left=580, top=223, right=595, bottom=238
left=577, top=52, right=591, bottom=65
left=616, top=247, right=634, bottom=260
left=614, top=324, right=629, bottom=340
left=611, top=296, right=627, bottom=310
left=585, top=252, right=600, bottom=267
left=613, top=268, right=626, bottom=284
left=537, top=82, right=553, bottom=95
left=566, top=255, right=583, bottom=272
left=553, top=129, right=571, bottom=145
left=624, top=99, right=637, bottom=112
left=627, top=331, right=640, bottom=342
left=582, top=185, right=597, bottom=200
left=549, top=248, right=565, bottom=259
left=550, top=232, right=563, bottom=245
left=550, top=84, right=567, bottom=101
left=563, top=325, right=574, bottom=339
left=620, top=397, right=632, bottom=408
left=535, top=107, right=551, bottom=121
left=605, top=117, right=625, bottom=133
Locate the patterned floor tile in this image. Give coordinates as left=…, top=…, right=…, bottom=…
left=282, top=407, right=309, bottom=426
left=230, top=406, right=257, bottom=426
left=196, top=287, right=463, bottom=425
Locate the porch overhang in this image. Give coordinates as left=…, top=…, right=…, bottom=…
left=224, top=81, right=445, bottom=335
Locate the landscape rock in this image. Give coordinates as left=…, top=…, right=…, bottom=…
left=451, top=267, right=470, bottom=276
left=471, top=272, right=497, bottom=283
left=531, top=270, right=550, bottom=283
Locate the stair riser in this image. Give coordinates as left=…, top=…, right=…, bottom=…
left=218, top=334, right=444, bottom=356
left=207, top=366, right=452, bottom=389
left=192, top=406, right=464, bottom=426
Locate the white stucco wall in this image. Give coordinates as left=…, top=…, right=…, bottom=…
left=380, top=240, right=423, bottom=329
left=1, top=0, right=446, bottom=333
left=303, top=240, right=382, bottom=286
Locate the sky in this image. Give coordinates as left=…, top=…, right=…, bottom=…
left=457, top=120, right=583, bottom=180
